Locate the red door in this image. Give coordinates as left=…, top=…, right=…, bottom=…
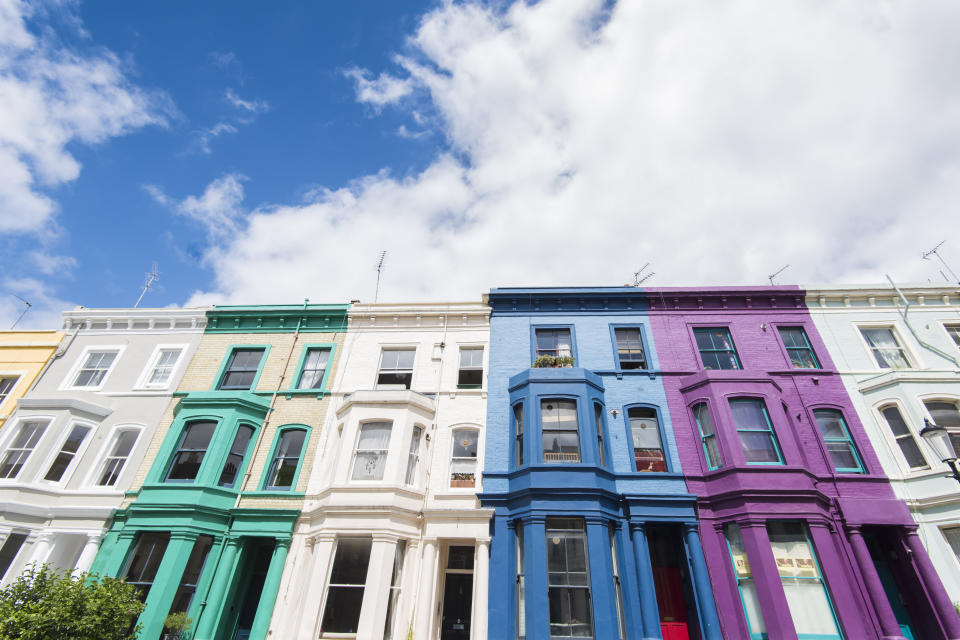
left=654, top=566, right=690, bottom=640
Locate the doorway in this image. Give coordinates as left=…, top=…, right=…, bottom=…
left=223, top=539, right=273, bottom=640
left=648, top=525, right=700, bottom=640
left=864, top=530, right=917, bottom=640
left=440, top=545, right=474, bottom=640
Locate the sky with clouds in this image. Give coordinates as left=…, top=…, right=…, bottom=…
left=2, top=0, right=960, bottom=329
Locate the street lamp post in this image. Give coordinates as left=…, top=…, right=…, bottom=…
left=919, top=418, right=960, bottom=485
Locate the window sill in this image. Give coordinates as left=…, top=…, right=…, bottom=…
left=243, top=490, right=305, bottom=497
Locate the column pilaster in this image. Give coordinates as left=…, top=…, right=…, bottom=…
left=247, top=538, right=291, bottom=640
left=137, top=532, right=199, bottom=640
left=904, top=528, right=960, bottom=639
left=846, top=525, right=906, bottom=640
left=472, top=539, right=490, bottom=640
left=629, top=522, right=661, bottom=639
left=296, top=534, right=336, bottom=639
left=414, top=539, right=440, bottom=640
left=74, top=533, right=104, bottom=574
left=194, top=535, right=242, bottom=640
left=737, top=520, right=797, bottom=640
left=683, top=523, right=722, bottom=640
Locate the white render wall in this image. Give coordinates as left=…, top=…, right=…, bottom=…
left=271, top=302, right=493, bottom=640
left=0, top=307, right=207, bottom=582
left=806, top=284, right=960, bottom=601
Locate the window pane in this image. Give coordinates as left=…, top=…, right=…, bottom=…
left=218, top=425, right=254, bottom=487
left=0, top=533, right=27, bottom=580
left=452, top=430, right=479, bottom=458
left=297, top=348, right=330, bottom=389
left=545, top=519, right=592, bottom=638
left=861, top=328, right=911, bottom=368
left=218, top=348, right=264, bottom=390
left=44, top=425, right=91, bottom=482
left=726, top=524, right=766, bottom=636
left=629, top=408, right=666, bottom=472
left=167, top=421, right=217, bottom=481
left=694, top=328, right=741, bottom=370
left=614, top=328, right=647, bottom=369
left=947, top=325, right=960, bottom=349
left=943, top=527, right=960, bottom=560
left=125, top=532, right=170, bottom=601
left=321, top=538, right=372, bottom=635
left=460, top=348, right=483, bottom=368
left=881, top=406, right=926, bottom=469
left=353, top=422, right=391, bottom=480
left=0, top=421, right=48, bottom=479
left=730, top=400, right=768, bottom=430
left=536, top=329, right=572, bottom=358
left=738, top=432, right=779, bottom=463
left=925, top=401, right=960, bottom=428
left=168, top=535, right=213, bottom=615
left=515, top=403, right=525, bottom=466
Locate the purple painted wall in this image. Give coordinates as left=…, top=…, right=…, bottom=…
left=645, top=286, right=960, bottom=640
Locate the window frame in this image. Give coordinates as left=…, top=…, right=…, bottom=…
left=811, top=407, right=864, bottom=474
left=944, top=323, right=960, bottom=353
left=539, top=396, right=582, bottom=464
left=0, top=531, right=28, bottom=582
left=921, top=396, right=960, bottom=461
left=692, top=401, right=723, bottom=470
left=728, top=396, right=785, bottom=466
left=260, top=424, right=310, bottom=491
left=856, top=324, right=915, bottom=370
left=60, top=345, right=125, bottom=391
left=594, top=402, right=607, bottom=468
left=608, top=324, right=650, bottom=372
left=134, top=343, right=188, bottom=390
left=217, top=422, right=258, bottom=488
left=874, top=402, right=928, bottom=472
left=290, top=343, right=336, bottom=393
left=375, top=347, right=417, bottom=390
left=86, top=424, right=144, bottom=488
left=941, top=524, right=960, bottom=569
left=405, top=425, right=423, bottom=486
left=163, top=419, right=220, bottom=483
left=37, top=419, right=97, bottom=486
left=320, top=536, right=373, bottom=637
left=0, top=374, right=23, bottom=409
left=449, top=426, right=480, bottom=489
left=692, top=326, right=742, bottom=371
left=212, top=345, right=270, bottom=391
left=774, top=325, right=821, bottom=370
left=513, top=401, right=525, bottom=468
left=351, top=420, right=393, bottom=482
left=456, top=345, right=485, bottom=389
left=0, top=417, right=51, bottom=480
left=623, top=403, right=670, bottom=473
left=530, top=325, right=578, bottom=365
left=544, top=517, right=594, bottom=640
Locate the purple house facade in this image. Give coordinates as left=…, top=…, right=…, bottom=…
left=646, top=286, right=960, bottom=640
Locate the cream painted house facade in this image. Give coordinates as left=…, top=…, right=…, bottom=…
left=0, top=330, right=64, bottom=431
left=271, top=302, right=493, bottom=640
left=0, top=307, right=207, bottom=584
left=807, top=284, right=960, bottom=602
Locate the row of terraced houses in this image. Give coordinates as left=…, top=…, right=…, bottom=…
left=1, top=284, right=960, bottom=640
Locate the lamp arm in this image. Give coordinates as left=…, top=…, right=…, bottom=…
left=949, top=459, right=960, bottom=486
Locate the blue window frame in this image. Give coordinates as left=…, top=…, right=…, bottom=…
left=694, top=328, right=742, bottom=370
left=626, top=406, right=667, bottom=472
left=777, top=327, right=820, bottom=369
left=610, top=326, right=648, bottom=370
left=166, top=420, right=217, bottom=482
left=729, top=398, right=783, bottom=465
left=215, top=346, right=268, bottom=391
left=693, top=402, right=723, bottom=469
left=531, top=326, right=577, bottom=365
left=812, top=409, right=863, bottom=473
left=545, top=518, right=593, bottom=639
left=262, top=427, right=308, bottom=490
left=541, top=398, right=580, bottom=464
left=594, top=403, right=607, bottom=467
left=513, top=402, right=525, bottom=467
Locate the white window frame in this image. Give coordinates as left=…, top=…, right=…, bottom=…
left=134, top=344, right=188, bottom=390
left=36, top=418, right=98, bottom=487
left=350, top=421, right=393, bottom=482
left=941, top=322, right=960, bottom=353
left=0, top=372, right=25, bottom=412
left=919, top=394, right=960, bottom=461
left=941, top=524, right=960, bottom=570
left=855, top=324, right=918, bottom=371
left=60, top=345, right=126, bottom=391
left=449, top=425, right=481, bottom=490
left=83, top=423, right=144, bottom=490
left=871, top=400, right=929, bottom=475
left=375, top=346, right=417, bottom=390
left=0, top=416, right=53, bottom=481
left=456, top=344, right=485, bottom=389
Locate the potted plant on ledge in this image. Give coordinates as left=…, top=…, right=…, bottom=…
left=162, top=612, right=193, bottom=640
left=531, top=355, right=575, bottom=368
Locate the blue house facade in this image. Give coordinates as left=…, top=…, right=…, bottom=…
left=481, top=288, right=720, bottom=640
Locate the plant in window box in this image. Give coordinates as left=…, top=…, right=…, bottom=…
left=532, top=355, right=574, bottom=368
left=161, top=612, right=193, bottom=640
left=450, top=472, right=475, bottom=487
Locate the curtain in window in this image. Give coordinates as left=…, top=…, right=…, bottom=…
left=694, top=403, right=723, bottom=468
left=767, top=522, right=840, bottom=638
left=629, top=408, right=666, bottom=472
left=352, top=422, right=391, bottom=480
left=451, top=429, right=478, bottom=486
left=861, top=329, right=910, bottom=368
left=725, top=524, right=766, bottom=637
left=297, top=349, right=330, bottom=389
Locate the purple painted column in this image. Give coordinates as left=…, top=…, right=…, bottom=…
left=806, top=523, right=871, bottom=639
left=904, top=529, right=960, bottom=639
left=739, top=522, right=798, bottom=640
left=846, top=526, right=906, bottom=640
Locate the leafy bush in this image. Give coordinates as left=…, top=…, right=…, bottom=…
left=0, top=565, right=144, bottom=640
left=531, top=355, right=575, bottom=368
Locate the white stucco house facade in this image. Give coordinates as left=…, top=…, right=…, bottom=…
left=806, top=283, right=960, bottom=603
left=270, top=301, right=493, bottom=640
left=0, top=306, right=207, bottom=583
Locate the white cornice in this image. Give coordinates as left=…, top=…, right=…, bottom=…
left=348, top=302, right=490, bottom=330
left=61, top=307, right=211, bottom=333
left=336, top=389, right=438, bottom=416
left=805, top=283, right=960, bottom=309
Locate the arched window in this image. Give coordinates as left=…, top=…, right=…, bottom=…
left=628, top=407, right=666, bottom=472
left=812, top=409, right=863, bottom=473
left=451, top=428, right=479, bottom=488
left=729, top=398, right=783, bottom=465
left=265, top=428, right=308, bottom=490
left=97, top=427, right=141, bottom=486
left=405, top=426, right=422, bottom=486
left=693, top=403, right=722, bottom=469
left=166, top=421, right=217, bottom=482
left=218, top=424, right=255, bottom=487
left=879, top=404, right=926, bottom=470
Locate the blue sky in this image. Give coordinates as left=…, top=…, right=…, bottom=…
left=3, top=0, right=960, bottom=329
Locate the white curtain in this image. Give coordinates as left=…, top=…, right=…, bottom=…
left=352, top=422, right=391, bottom=480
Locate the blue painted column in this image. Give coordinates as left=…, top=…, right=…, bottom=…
left=525, top=518, right=549, bottom=640
left=614, top=523, right=645, bottom=640
left=683, top=523, right=722, bottom=640
left=490, top=515, right=515, bottom=640
left=585, top=518, right=620, bottom=639
left=630, top=523, right=661, bottom=639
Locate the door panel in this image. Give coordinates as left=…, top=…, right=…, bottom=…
left=441, top=573, right=473, bottom=640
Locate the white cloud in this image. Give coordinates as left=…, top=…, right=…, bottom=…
left=345, top=67, right=415, bottom=108
left=28, top=251, right=78, bottom=277
left=225, top=89, right=269, bottom=115
left=0, top=0, right=170, bottom=234
left=185, top=0, right=960, bottom=305
left=149, top=173, right=247, bottom=241
left=189, top=121, right=238, bottom=155
left=0, top=277, right=75, bottom=330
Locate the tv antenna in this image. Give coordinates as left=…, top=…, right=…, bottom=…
left=134, top=262, right=160, bottom=308
left=374, top=251, right=387, bottom=303
left=9, top=293, right=32, bottom=329
left=922, top=241, right=960, bottom=285
left=768, top=264, right=790, bottom=285
left=632, top=263, right=654, bottom=286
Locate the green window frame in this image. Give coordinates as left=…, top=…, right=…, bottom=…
left=291, top=344, right=335, bottom=392
left=729, top=398, right=784, bottom=465
left=777, top=327, right=820, bottom=369
left=218, top=424, right=256, bottom=487
left=260, top=425, right=310, bottom=491
left=694, top=327, right=742, bottom=370
left=812, top=409, right=863, bottom=473
left=725, top=523, right=766, bottom=639
left=213, top=345, right=270, bottom=391
left=165, top=420, right=218, bottom=483
left=693, top=402, right=723, bottom=469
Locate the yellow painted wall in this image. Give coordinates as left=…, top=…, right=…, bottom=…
left=0, top=331, right=64, bottom=430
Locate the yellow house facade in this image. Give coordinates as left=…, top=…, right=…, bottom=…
left=0, top=330, right=65, bottom=430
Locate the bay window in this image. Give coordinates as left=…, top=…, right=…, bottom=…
left=351, top=422, right=391, bottom=481
left=879, top=405, right=927, bottom=470
left=694, top=403, right=722, bottom=469
left=541, top=399, right=580, bottom=463
left=43, top=424, right=92, bottom=482
left=218, top=425, right=255, bottom=487
left=0, top=420, right=48, bottom=479
left=405, top=426, right=422, bottom=486
left=729, top=398, right=783, bottom=465
left=546, top=518, right=593, bottom=639
left=98, top=429, right=140, bottom=486
left=320, top=538, right=372, bottom=635
left=166, top=421, right=216, bottom=482
left=812, top=409, right=863, bottom=473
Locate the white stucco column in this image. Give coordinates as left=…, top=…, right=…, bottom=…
left=269, top=533, right=310, bottom=639
left=296, top=534, right=336, bottom=639
left=472, top=539, right=489, bottom=640
left=356, top=535, right=397, bottom=639
left=25, top=531, right=54, bottom=568
left=414, top=539, right=439, bottom=640
left=74, top=533, right=103, bottom=573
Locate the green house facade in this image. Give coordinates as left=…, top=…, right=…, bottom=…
left=90, top=304, right=349, bottom=640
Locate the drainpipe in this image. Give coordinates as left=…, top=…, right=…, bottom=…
left=885, top=275, right=960, bottom=368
